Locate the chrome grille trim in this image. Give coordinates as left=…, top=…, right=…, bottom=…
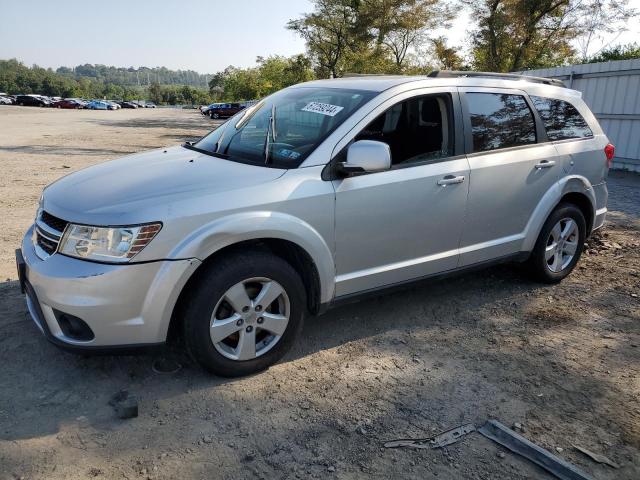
left=35, top=222, right=61, bottom=242
left=33, top=210, right=67, bottom=259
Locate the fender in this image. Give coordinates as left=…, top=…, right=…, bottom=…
left=521, top=174, right=596, bottom=252
left=168, top=211, right=336, bottom=304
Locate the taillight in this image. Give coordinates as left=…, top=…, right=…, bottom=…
left=604, top=143, right=615, bottom=168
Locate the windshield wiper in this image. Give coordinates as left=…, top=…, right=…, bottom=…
left=214, top=125, right=227, bottom=154
left=264, top=104, right=276, bottom=164
left=183, top=142, right=228, bottom=159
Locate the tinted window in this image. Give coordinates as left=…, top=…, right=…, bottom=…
left=355, top=94, right=454, bottom=165
left=531, top=96, right=593, bottom=141
left=467, top=93, right=536, bottom=152
left=192, top=87, right=375, bottom=168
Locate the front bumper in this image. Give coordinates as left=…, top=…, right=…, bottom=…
left=20, top=226, right=201, bottom=350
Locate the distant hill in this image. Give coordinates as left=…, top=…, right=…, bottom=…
left=0, top=59, right=213, bottom=104
left=56, top=64, right=212, bottom=88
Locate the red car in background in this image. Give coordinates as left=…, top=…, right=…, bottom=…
left=51, top=99, right=83, bottom=109
left=208, top=103, right=245, bottom=119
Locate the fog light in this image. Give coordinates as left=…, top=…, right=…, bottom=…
left=54, top=310, right=95, bottom=341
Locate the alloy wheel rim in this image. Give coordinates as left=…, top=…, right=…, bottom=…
left=210, top=277, right=290, bottom=361
left=545, top=217, right=579, bottom=273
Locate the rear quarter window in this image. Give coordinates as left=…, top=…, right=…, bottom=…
left=530, top=96, right=593, bottom=141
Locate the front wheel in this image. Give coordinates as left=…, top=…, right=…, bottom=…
left=182, top=251, right=306, bottom=377
left=528, top=203, right=586, bottom=283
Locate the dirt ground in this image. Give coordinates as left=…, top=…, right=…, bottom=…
left=0, top=106, right=638, bottom=480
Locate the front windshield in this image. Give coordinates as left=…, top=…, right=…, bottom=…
left=191, top=87, right=375, bottom=169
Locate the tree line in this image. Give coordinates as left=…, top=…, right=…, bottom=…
left=56, top=64, right=211, bottom=87
left=0, top=58, right=213, bottom=104
left=1, top=0, right=638, bottom=104
left=207, top=0, right=636, bottom=101
left=286, top=0, right=636, bottom=76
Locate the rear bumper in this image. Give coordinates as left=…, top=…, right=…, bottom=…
left=592, top=182, right=608, bottom=231
left=20, top=226, right=201, bottom=350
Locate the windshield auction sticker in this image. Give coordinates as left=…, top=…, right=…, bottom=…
left=302, top=102, right=344, bottom=117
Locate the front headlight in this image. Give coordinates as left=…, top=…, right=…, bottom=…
left=59, top=223, right=162, bottom=263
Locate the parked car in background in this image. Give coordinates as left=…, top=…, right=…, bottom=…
left=208, top=103, right=244, bottom=119
left=118, top=101, right=138, bottom=109
left=51, top=99, right=83, bottom=109
left=15, top=95, right=50, bottom=107
left=0, top=94, right=15, bottom=105
left=85, top=100, right=111, bottom=110
left=200, top=103, right=223, bottom=116
left=145, top=102, right=157, bottom=108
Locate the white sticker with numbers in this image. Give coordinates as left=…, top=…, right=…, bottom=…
left=301, top=102, right=344, bottom=117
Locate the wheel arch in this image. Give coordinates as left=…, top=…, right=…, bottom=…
left=522, top=175, right=596, bottom=252
left=558, top=191, right=594, bottom=236
left=167, top=237, right=324, bottom=344
left=163, top=211, right=334, bottom=343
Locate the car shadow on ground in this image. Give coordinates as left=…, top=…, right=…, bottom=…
left=1, top=256, right=638, bottom=465
left=90, top=115, right=216, bottom=132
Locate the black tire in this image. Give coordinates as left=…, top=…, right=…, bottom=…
left=528, top=202, right=586, bottom=283
left=213, top=112, right=219, bottom=119
left=182, top=250, right=306, bottom=377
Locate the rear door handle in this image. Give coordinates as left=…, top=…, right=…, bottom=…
left=535, top=160, right=556, bottom=169
left=437, top=175, right=465, bottom=186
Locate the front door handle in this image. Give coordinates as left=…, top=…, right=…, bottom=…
left=437, top=175, right=465, bottom=186
left=535, top=160, right=556, bottom=169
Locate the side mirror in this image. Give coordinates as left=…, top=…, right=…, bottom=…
left=339, top=140, right=391, bottom=175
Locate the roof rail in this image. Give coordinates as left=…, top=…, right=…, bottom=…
left=341, top=73, right=389, bottom=78
left=427, top=70, right=565, bottom=87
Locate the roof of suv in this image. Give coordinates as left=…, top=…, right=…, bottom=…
left=295, top=73, right=581, bottom=97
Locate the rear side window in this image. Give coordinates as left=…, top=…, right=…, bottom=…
left=530, top=96, right=593, bottom=141
left=466, top=93, right=536, bottom=152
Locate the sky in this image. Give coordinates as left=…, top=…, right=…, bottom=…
left=0, top=0, right=313, bottom=73
left=0, top=0, right=639, bottom=74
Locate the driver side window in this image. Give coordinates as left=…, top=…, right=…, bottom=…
left=355, top=94, right=454, bottom=166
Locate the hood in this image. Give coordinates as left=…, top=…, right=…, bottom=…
left=43, top=145, right=286, bottom=223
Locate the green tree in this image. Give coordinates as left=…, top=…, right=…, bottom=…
left=586, top=42, right=640, bottom=63
left=181, top=85, right=196, bottom=105
left=288, top=0, right=453, bottom=77
left=467, top=0, right=637, bottom=72
left=431, top=36, right=466, bottom=70
left=148, top=82, right=162, bottom=104
left=364, top=0, right=453, bottom=68
left=287, top=0, right=360, bottom=78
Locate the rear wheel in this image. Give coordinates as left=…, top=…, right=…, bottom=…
left=528, top=203, right=586, bottom=283
left=182, top=251, right=306, bottom=377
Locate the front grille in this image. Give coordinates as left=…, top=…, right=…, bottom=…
left=36, top=233, right=58, bottom=255
left=34, top=210, right=67, bottom=257
left=41, top=211, right=68, bottom=232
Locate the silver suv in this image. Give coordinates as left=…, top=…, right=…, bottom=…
left=17, top=71, right=612, bottom=376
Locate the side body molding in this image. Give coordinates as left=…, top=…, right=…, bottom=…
left=521, top=174, right=597, bottom=252
left=168, top=211, right=336, bottom=304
